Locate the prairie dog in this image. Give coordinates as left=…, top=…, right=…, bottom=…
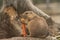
left=3, top=6, right=18, bottom=21
left=3, top=6, right=23, bottom=37
left=22, top=11, right=49, bottom=38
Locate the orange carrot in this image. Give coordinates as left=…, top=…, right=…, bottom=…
left=21, top=18, right=27, bottom=37
left=22, top=23, right=27, bottom=37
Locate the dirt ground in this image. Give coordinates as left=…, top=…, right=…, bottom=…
left=0, top=36, right=56, bottom=40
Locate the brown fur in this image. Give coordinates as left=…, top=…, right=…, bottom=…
left=0, top=6, right=22, bottom=39
left=3, top=6, right=18, bottom=21
left=22, top=11, right=49, bottom=38
left=0, top=13, right=20, bottom=39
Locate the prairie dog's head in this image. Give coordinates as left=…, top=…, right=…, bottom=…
left=4, top=6, right=17, bottom=16
left=22, top=11, right=39, bottom=20
left=20, top=11, right=38, bottom=24
left=3, top=6, right=17, bottom=20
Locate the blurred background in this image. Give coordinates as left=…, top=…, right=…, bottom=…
left=0, top=0, right=60, bottom=24
left=33, top=0, right=60, bottom=24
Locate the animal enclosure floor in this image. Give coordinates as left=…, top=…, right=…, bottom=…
left=0, top=36, right=58, bottom=40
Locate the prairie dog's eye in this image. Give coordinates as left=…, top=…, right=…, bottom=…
left=25, top=13, right=28, bottom=14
